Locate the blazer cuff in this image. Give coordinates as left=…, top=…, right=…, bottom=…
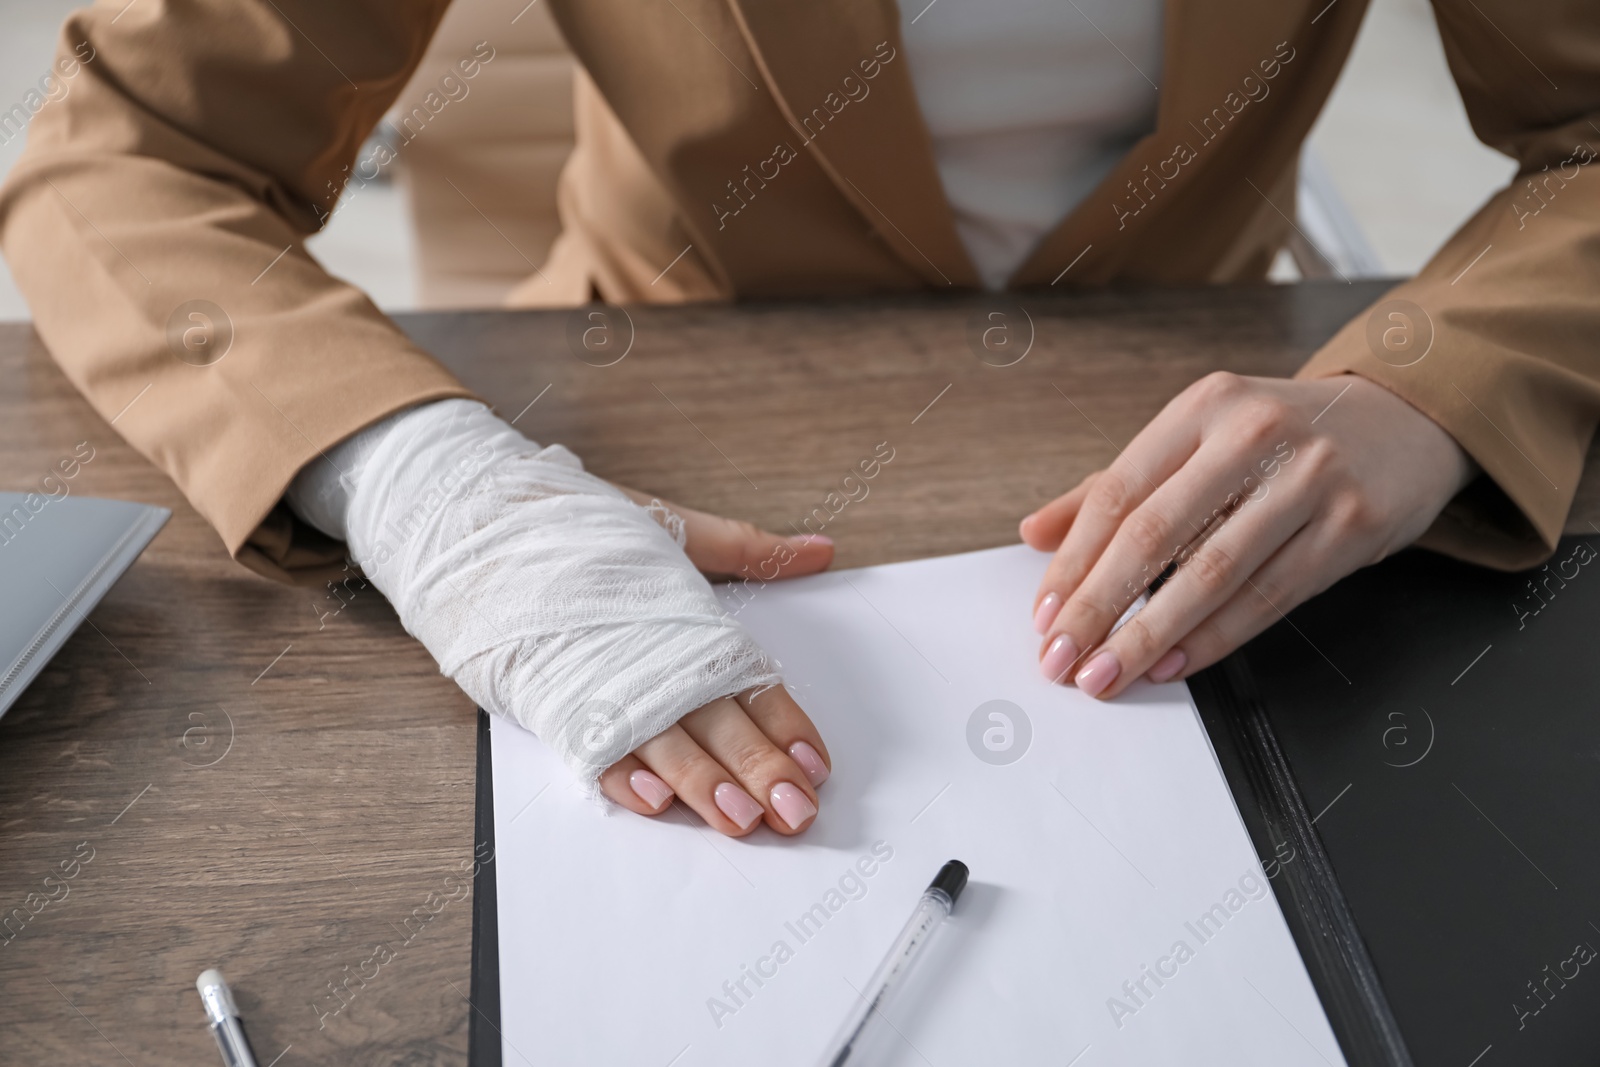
left=1294, top=306, right=1571, bottom=572
left=228, top=379, right=480, bottom=585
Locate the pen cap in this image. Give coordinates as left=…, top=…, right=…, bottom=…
left=926, top=860, right=968, bottom=907
left=197, top=969, right=237, bottom=1022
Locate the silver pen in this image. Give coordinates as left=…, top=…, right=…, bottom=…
left=196, top=968, right=260, bottom=1067
left=816, top=859, right=969, bottom=1067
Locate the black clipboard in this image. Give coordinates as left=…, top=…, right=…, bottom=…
left=1189, top=534, right=1600, bottom=1066
left=470, top=537, right=1600, bottom=1065
left=470, top=706, right=502, bottom=1067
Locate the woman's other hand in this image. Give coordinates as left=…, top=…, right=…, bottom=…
left=1023, top=373, right=1477, bottom=698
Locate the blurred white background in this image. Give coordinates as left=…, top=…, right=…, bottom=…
left=0, top=0, right=1514, bottom=321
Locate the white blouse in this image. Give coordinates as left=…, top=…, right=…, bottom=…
left=898, top=0, right=1165, bottom=289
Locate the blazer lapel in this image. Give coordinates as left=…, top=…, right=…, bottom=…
left=1009, top=0, right=1318, bottom=288
left=723, top=0, right=981, bottom=289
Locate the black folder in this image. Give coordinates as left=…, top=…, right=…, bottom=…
left=1187, top=533, right=1600, bottom=1066
left=470, top=535, right=1600, bottom=1066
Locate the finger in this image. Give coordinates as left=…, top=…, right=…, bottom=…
left=1069, top=479, right=1313, bottom=700
left=615, top=485, right=833, bottom=580
left=1041, top=429, right=1306, bottom=689
left=1165, top=515, right=1367, bottom=681
left=631, top=721, right=768, bottom=837
left=1032, top=392, right=1210, bottom=633
left=598, top=753, right=676, bottom=816
left=1020, top=473, right=1098, bottom=552
left=735, top=685, right=831, bottom=787
left=1024, top=473, right=1105, bottom=633
left=683, top=508, right=833, bottom=581
left=679, top=696, right=820, bottom=835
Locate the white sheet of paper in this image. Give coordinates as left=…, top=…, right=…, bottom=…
left=490, top=545, right=1345, bottom=1066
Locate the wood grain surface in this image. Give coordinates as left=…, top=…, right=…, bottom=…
left=1, top=281, right=1596, bottom=1065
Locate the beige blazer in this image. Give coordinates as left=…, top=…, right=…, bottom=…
left=393, top=0, right=576, bottom=308
left=2, top=0, right=1597, bottom=583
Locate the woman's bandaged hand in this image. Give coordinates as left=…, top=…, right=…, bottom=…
left=333, top=400, right=834, bottom=836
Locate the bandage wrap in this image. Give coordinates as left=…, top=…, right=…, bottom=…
left=323, top=400, right=781, bottom=784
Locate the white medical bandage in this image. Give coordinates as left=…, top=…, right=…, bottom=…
left=287, top=399, right=781, bottom=785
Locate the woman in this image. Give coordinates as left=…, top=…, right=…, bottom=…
left=2, top=0, right=1596, bottom=839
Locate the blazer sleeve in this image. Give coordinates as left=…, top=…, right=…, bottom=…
left=0, top=0, right=478, bottom=584
left=1295, top=1, right=1600, bottom=571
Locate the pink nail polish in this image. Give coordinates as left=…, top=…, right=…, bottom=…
left=714, top=783, right=764, bottom=830
left=628, top=769, right=673, bottom=810
left=788, top=740, right=830, bottom=786
left=770, top=782, right=818, bottom=830
left=1040, top=634, right=1080, bottom=683
left=1033, top=592, right=1062, bottom=634
left=1075, top=650, right=1121, bottom=697
left=1148, top=648, right=1187, bottom=683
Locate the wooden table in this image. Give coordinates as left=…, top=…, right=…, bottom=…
left=2, top=281, right=1596, bottom=1065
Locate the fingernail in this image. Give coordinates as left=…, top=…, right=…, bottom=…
left=770, top=782, right=818, bottom=830
left=1148, top=648, right=1187, bottom=683
left=788, top=740, right=830, bottom=786
left=1075, top=650, right=1121, bottom=697
left=790, top=534, right=833, bottom=547
left=628, top=769, right=673, bottom=810
left=1040, top=633, right=1080, bottom=683
left=1032, top=592, right=1062, bottom=634
left=714, top=783, right=764, bottom=830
